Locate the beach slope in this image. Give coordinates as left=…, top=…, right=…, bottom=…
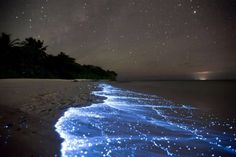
left=0, top=79, right=98, bottom=157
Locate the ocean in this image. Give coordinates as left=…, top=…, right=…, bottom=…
left=113, top=81, right=236, bottom=118
left=55, top=81, right=236, bottom=157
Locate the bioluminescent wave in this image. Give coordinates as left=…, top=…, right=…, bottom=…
left=55, top=83, right=236, bottom=157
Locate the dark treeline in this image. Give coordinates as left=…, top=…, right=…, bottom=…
left=0, top=33, right=117, bottom=80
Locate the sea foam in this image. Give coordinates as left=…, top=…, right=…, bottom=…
left=55, top=83, right=236, bottom=157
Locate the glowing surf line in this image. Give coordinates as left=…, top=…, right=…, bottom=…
left=55, top=83, right=236, bottom=157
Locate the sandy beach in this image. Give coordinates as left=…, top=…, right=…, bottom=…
left=0, top=79, right=99, bottom=157
left=1, top=80, right=235, bottom=156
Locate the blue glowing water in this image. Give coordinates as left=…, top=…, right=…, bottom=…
left=55, top=83, right=236, bottom=157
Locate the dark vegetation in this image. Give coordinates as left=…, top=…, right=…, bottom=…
left=0, top=33, right=117, bottom=80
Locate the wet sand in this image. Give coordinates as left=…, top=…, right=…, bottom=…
left=0, top=79, right=99, bottom=157
left=1, top=80, right=235, bottom=156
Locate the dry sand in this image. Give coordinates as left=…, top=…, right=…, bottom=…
left=0, top=79, right=99, bottom=157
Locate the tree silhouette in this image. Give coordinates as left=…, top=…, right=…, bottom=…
left=21, top=37, right=47, bottom=52
left=56, top=52, right=76, bottom=64
left=0, top=33, right=19, bottom=50
left=0, top=33, right=117, bottom=80
left=20, top=37, right=47, bottom=63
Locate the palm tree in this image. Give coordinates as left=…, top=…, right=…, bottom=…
left=20, top=37, right=48, bottom=64
left=0, top=33, right=19, bottom=50
left=21, top=37, right=47, bottom=52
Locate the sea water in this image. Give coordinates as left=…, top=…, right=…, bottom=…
left=55, top=83, right=236, bottom=157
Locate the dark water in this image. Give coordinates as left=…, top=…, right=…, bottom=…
left=55, top=82, right=236, bottom=157
left=113, top=81, right=236, bottom=118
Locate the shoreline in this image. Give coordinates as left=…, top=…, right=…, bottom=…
left=112, top=80, right=236, bottom=119
left=50, top=82, right=236, bottom=156
left=0, top=79, right=101, bottom=157
left=1, top=79, right=235, bottom=156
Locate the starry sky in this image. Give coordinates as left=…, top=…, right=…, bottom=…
left=0, top=0, right=236, bottom=80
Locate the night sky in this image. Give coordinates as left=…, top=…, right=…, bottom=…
left=0, top=0, right=236, bottom=80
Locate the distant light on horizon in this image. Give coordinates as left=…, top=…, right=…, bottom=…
left=1, top=0, right=235, bottom=80
left=198, top=76, right=207, bottom=81
left=194, top=71, right=212, bottom=80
